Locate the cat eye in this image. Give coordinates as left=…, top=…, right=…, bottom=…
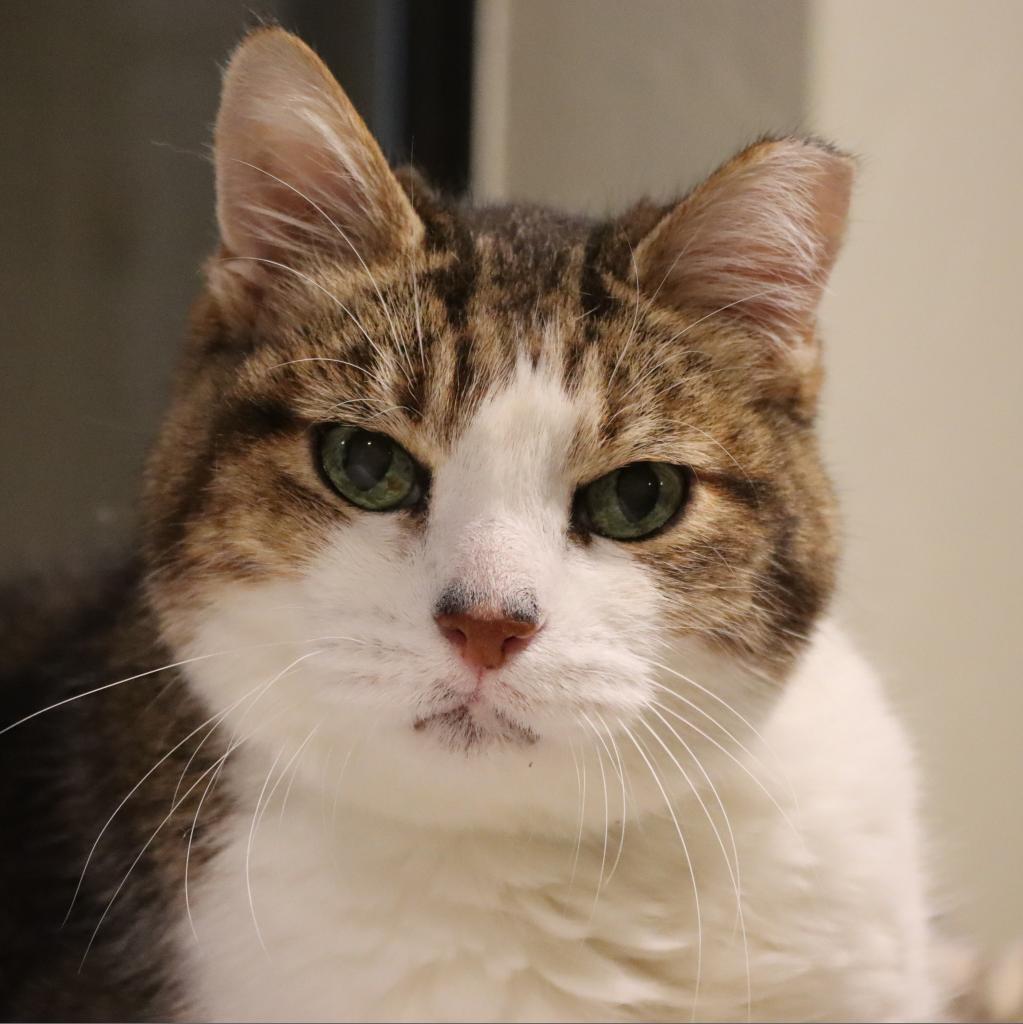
left=318, top=425, right=424, bottom=511
left=577, top=462, right=690, bottom=541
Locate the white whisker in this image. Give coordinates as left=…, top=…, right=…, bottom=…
left=0, top=638, right=337, bottom=739
left=567, top=738, right=585, bottom=888
left=246, top=744, right=288, bottom=955
left=184, top=756, right=225, bottom=943
left=591, top=710, right=629, bottom=884
left=663, top=285, right=794, bottom=347
left=619, top=718, right=702, bottom=1021
left=646, top=647, right=789, bottom=786
left=278, top=726, right=318, bottom=826
left=262, top=356, right=392, bottom=393
left=220, top=256, right=392, bottom=370
left=78, top=649, right=322, bottom=969
left=649, top=697, right=804, bottom=853
left=66, top=671, right=276, bottom=926
left=230, top=159, right=414, bottom=389
left=642, top=710, right=751, bottom=1019
left=579, top=713, right=610, bottom=917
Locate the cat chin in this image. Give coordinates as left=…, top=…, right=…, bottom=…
left=412, top=703, right=539, bottom=752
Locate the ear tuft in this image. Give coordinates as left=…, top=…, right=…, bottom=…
left=213, top=28, right=422, bottom=291
left=635, top=137, right=855, bottom=349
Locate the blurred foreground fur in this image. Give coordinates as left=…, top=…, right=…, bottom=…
left=946, top=940, right=1023, bottom=1023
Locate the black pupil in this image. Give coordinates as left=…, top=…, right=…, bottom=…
left=343, top=431, right=393, bottom=491
left=616, top=463, right=660, bottom=522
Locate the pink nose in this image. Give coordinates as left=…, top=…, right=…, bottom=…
left=435, top=610, right=538, bottom=671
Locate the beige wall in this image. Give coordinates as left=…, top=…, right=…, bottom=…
left=474, top=0, right=1023, bottom=944
left=0, top=2, right=286, bottom=576
left=809, top=0, right=1023, bottom=946
left=473, top=0, right=808, bottom=209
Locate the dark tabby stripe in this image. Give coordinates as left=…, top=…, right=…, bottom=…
left=578, top=221, right=622, bottom=326
left=149, top=397, right=302, bottom=562
left=764, top=518, right=828, bottom=643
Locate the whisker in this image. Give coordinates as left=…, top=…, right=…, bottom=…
left=578, top=713, right=610, bottom=917
left=184, top=756, right=225, bottom=943
left=172, top=712, right=227, bottom=809
left=245, top=744, right=288, bottom=955
left=78, top=650, right=322, bottom=969
left=591, top=709, right=629, bottom=884
left=619, top=718, right=702, bottom=1021
left=262, top=356, right=393, bottom=393
left=646, top=674, right=783, bottom=790
left=229, top=159, right=415, bottom=389
left=680, top=425, right=757, bottom=501
left=329, top=744, right=357, bottom=831
left=219, top=255, right=393, bottom=371
left=649, top=698, right=805, bottom=853
left=663, top=285, right=792, bottom=346
left=323, top=711, right=383, bottom=879
left=642, top=710, right=752, bottom=1019
left=0, top=636, right=349, bottom=739
left=639, top=715, right=739, bottom=892
left=171, top=634, right=365, bottom=808
left=646, top=649, right=814, bottom=880
left=645, top=647, right=791, bottom=785
left=567, top=738, right=585, bottom=888
left=409, top=257, right=426, bottom=374
left=325, top=397, right=418, bottom=422
left=65, top=672, right=276, bottom=926
left=647, top=218, right=705, bottom=309
left=79, top=747, right=233, bottom=970
left=278, top=725, right=318, bottom=825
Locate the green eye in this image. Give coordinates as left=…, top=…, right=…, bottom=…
left=318, top=425, right=422, bottom=511
left=579, top=462, right=689, bottom=540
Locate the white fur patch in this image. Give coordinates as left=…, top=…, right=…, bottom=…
left=179, top=364, right=934, bottom=1020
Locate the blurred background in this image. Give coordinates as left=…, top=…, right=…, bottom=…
left=2, top=0, right=1020, bottom=949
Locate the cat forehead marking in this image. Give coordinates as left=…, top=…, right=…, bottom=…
left=434, top=354, right=584, bottom=510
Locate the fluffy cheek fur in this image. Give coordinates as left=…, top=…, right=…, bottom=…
left=172, top=368, right=775, bottom=834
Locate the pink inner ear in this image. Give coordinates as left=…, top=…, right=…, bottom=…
left=636, top=139, right=854, bottom=347
left=222, top=137, right=369, bottom=264
left=212, top=29, right=422, bottom=284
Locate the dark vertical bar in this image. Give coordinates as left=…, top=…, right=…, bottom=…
left=370, top=1, right=411, bottom=159
left=288, top=0, right=475, bottom=195
left=402, top=0, right=475, bottom=194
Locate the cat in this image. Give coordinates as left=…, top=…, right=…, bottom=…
left=0, top=26, right=937, bottom=1022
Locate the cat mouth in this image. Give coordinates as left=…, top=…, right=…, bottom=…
left=413, top=703, right=538, bottom=751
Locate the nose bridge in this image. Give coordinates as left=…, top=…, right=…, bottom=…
left=430, top=515, right=541, bottom=624
left=426, top=359, right=578, bottom=606
left=453, top=511, right=535, bottom=575
left=427, top=449, right=558, bottom=608
left=433, top=438, right=547, bottom=534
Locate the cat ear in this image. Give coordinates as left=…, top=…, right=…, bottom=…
left=634, top=138, right=854, bottom=353
left=212, top=28, right=423, bottom=290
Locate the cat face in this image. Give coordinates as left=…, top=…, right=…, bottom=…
left=141, top=30, right=851, bottom=829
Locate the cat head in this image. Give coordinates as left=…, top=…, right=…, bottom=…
left=142, top=29, right=851, bottom=830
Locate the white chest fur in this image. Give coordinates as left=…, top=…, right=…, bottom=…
left=181, top=627, right=936, bottom=1022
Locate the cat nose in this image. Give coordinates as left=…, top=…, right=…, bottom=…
left=435, top=610, right=538, bottom=672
